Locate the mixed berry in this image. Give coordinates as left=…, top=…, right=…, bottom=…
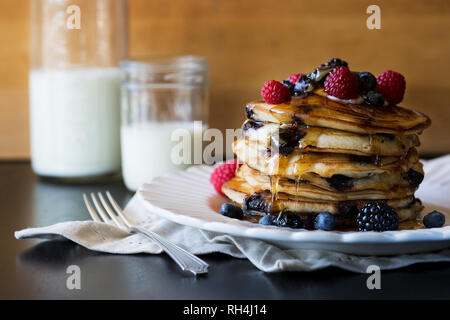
left=260, top=58, right=406, bottom=107
left=375, top=70, right=406, bottom=105
left=276, top=210, right=303, bottom=228
left=260, top=79, right=291, bottom=105
left=286, top=73, right=304, bottom=84
left=258, top=214, right=277, bottom=226
left=357, top=202, right=399, bottom=232
left=314, top=212, right=336, bottom=231
left=220, top=203, right=244, bottom=220
left=209, top=159, right=241, bottom=196
left=423, top=210, right=445, bottom=228
left=324, top=66, right=359, bottom=100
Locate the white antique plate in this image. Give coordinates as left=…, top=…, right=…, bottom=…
left=138, top=157, right=450, bottom=255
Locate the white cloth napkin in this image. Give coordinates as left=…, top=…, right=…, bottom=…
left=15, top=181, right=450, bottom=273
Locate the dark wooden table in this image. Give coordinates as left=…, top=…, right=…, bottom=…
left=1, top=162, right=449, bottom=300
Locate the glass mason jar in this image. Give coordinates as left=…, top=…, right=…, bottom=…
left=29, top=0, right=127, bottom=180
left=120, top=56, right=209, bottom=191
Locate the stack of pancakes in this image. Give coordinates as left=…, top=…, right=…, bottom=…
left=222, top=88, right=431, bottom=228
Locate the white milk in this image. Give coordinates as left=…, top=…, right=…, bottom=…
left=121, top=122, right=205, bottom=191
left=29, top=68, right=121, bottom=178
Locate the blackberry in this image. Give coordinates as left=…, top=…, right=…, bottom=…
left=364, top=91, right=385, bottom=106
left=314, top=212, right=335, bottom=231
left=220, top=203, right=244, bottom=220
left=258, top=214, right=276, bottom=226
left=357, top=72, right=377, bottom=93
left=282, top=80, right=295, bottom=95
left=276, top=210, right=302, bottom=229
left=357, top=202, right=399, bottom=232
left=423, top=211, right=445, bottom=228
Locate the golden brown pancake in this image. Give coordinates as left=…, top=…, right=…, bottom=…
left=234, top=138, right=419, bottom=178
left=245, top=89, right=430, bottom=135
left=243, top=120, right=419, bottom=156
left=293, top=165, right=423, bottom=192
left=222, top=176, right=422, bottom=224
left=238, top=164, right=417, bottom=201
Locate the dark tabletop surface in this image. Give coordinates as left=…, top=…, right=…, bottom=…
left=1, top=162, right=450, bottom=300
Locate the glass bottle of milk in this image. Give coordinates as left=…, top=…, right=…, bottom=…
left=120, top=56, right=209, bottom=191
left=29, top=0, right=127, bottom=180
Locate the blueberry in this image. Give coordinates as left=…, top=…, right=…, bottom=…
left=282, top=80, right=295, bottom=95
left=423, top=210, right=445, bottom=228
left=403, top=169, right=424, bottom=187
left=270, top=127, right=304, bottom=155
left=220, top=203, right=244, bottom=220
left=308, top=58, right=348, bottom=82
left=276, top=210, right=302, bottom=228
left=364, top=91, right=385, bottom=107
left=243, top=192, right=270, bottom=213
left=322, top=58, right=348, bottom=69
left=258, top=214, right=276, bottom=226
left=314, top=212, right=335, bottom=231
left=293, top=74, right=314, bottom=95
left=326, top=174, right=354, bottom=192
left=357, top=72, right=377, bottom=93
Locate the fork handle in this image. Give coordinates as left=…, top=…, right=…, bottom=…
left=129, top=226, right=209, bottom=275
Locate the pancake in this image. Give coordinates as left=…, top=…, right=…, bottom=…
left=221, top=59, right=432, bottom=230
left=234, top=138, right=419, bottom=179
left=245, top=88, right=431, bottom=135
left=222, top=176, right=422, bottom=223
left=238, top=164, right=417, bottom=201
left=296, top=165, right=423, bottom=192
left=243, top=120, right=419, bottom=156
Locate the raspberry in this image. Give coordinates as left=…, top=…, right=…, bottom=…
left=210, top=159, right=240, bottom=196
left=261, top=80, right=291, bottom=104
left=376, top=70, right=406, bottom=105
left=324, top=67, right=359, bottom=99
left=286, top=73, right=304, bottom=84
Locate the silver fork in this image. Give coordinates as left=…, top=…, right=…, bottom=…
left=83, top=191, right=209, bottom=276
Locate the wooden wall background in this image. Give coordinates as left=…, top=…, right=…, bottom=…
left=1, top=0, right=450, bottom=159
